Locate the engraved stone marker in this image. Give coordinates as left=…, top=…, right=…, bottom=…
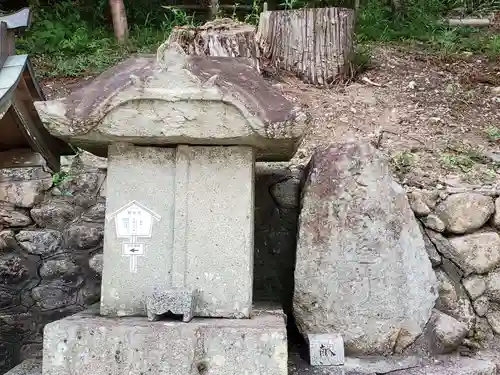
left=308, top=333, right=345, bottom=366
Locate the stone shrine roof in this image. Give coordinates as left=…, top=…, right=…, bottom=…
left=34, top=44, right=309, bottom=161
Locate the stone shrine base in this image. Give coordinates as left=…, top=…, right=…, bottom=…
left=6, top=347, right=499, bottom=375
left=40, top=305, right=287, bottom=375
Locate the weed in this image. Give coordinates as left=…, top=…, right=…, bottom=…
left=351, top=44, right=373, bottom=76
left=244, top=0, right=262, bottom=25
left=52, top=171, right=73, bottom=187
left=440, top=153, right=476, bottom=172
left=391, top=150, right=418, bottom=175
left=280, top=0, right=300, bottom=10
left=486, top=127, right=500, bottom=142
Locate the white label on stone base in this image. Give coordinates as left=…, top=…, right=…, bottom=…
left=308, top=333, right=345, bottom=366
left=107, top=201, right=161, bottom=273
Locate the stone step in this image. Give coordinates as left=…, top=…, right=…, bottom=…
left=5, top=354, right=498, bottom=375
left=289, top=353, right=497, bottom=375
left=3, top=358, right=41, bottom=375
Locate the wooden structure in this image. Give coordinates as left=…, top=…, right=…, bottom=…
left=167, top=18, right=261, bottom=70
left=257, top=7, right=356, bottom=86
left=0, top=8, right=74, bottom=171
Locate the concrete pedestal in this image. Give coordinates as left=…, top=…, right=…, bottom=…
left=100, top=144, right=254, bottom=318
left=42, top=305, right=287, bottom=375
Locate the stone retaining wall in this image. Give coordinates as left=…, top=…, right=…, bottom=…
left=408, top=185, right=500, bottom=352
left=0, top=160, right=301, bottom=374
left=0, top=163, right=106, bottom=373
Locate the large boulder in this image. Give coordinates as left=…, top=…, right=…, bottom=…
left=293, top=142, right=437, bottom=356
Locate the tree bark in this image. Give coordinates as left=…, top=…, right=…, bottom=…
left=256, top=7, right=356, bottom=86
left=109, top=0, right=128, bottom=44
left=167, top=18, right=261, bottom=70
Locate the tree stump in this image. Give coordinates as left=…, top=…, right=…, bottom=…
left=257, top=8, right=356, bottom=86
left=167, top=18, right=261, bottom=70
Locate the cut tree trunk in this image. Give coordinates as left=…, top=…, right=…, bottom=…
left=257, top=7, right=356, bottom=86
left=109, top=0, right=128, bottom=44
left=167, top=18, right=261, bottom=71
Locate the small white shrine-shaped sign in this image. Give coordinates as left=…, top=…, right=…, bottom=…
left=106, top=200, right=161, bottom=239
left=106, top=201, right=162, bottom=273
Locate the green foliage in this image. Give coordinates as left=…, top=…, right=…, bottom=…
left=351, top=44, right=373, bottom=75
left=19, top=0, right=499, bottom=77
left=356, top=0, right=500, bottom=57
left=390, top=150, right=418, bottom=175
left=52, top=170, right=73, bottom=187
left=17, top=1, right=195, bottom=77
left=486, top=127, right=500, bottom=142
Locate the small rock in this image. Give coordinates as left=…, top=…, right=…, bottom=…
left=296, top=149, right=306, bottom=159
left=39, top=259, right=78, bottom=278
left=77, top=279, right=101, bottom=306
left=463, top=275, right=486, bottom=300
left=0, top=290, right=14, bottom=308
left=420, top=225, right=441, bottom=267
left=0, top=206, right=32, bottom=227
left=64, top=223, right=103, bottom=250
left=485, top=269, right=500, bottom=302
left=16, top=230, right=63, bottom=257
left=270, top=178, right=300, bottom=209
left=435, top=269, right=475, bottom=330
left=448, top=232, right=500, bottom=275
left=492, top=87, right=500, bottom=94
left=0, top=230, right=14, bottom=250
left=408, top=191, right=431, bottom=216
left=419, top=189, right=439, bottom=209
left=474, top=317, right=495, bottom=343
left=31, top=200, right=77, bottom=230
left=0, top=255, right=28, bottom=284
left=425, top=229, right=456, bottom=258
left=486, top=310, right=500, bottom=335
left=441, top=258, right=463, bottom=286
left=491, top=197, right=500, bottom=229
left=435, top=193, right=494, bottom=234
left=88, top=253, right=103, bottom=275
left=421, top=214, right=445, bottom=232
left=31, top=282, right=75, bottom=310
left=429, top=310, right=468, bottom=354
left=473, top=296, right=489, bottom=317
left=82, top=203, right=105, bottom=222
left=0, top=180, right=49, bottom=208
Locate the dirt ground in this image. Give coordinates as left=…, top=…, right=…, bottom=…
left=39, top=45, right=500, bottom=187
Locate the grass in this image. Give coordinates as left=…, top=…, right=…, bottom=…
left=439, top=141, right=499, bottom=181
left=17, top=2, right=196, bottom=77
left=390, top=150, right=418, bottom=176
left=16, top=0, right=500, bottom=78
left=486, top=127, right=500, bottom=142
left=357, top=0, right=500, bottom=58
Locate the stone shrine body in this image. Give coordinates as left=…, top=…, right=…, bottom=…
left=33, top=44, right=307, bottom=375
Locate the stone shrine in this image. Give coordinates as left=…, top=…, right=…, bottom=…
left=32, top=44, right=307, bottom=374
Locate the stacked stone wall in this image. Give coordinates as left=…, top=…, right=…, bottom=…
left=409, top=185, right=500, bottom=352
